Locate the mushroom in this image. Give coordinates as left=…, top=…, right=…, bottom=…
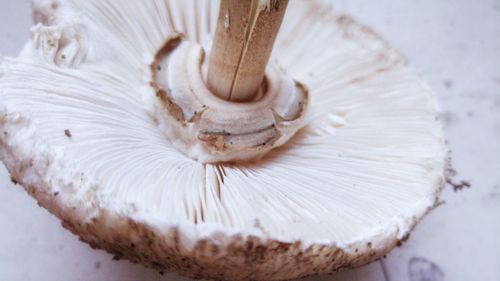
left=0, top=0, right=446, bottom=280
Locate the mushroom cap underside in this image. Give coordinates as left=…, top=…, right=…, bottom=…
left=0, top=0, right=446, bottom=280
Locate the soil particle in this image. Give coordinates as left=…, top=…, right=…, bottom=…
left=446, top=178, right=471, bottom=191
left=10, top=176, right=18, bottom=185
left=64, top=129, right=72, bottom=138
left=446, top=167, right=471, bottom=191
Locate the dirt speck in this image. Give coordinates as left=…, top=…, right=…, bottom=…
left=409, top=257, right=444, bottom=281
left=94, top=261, right=101, bottom=270
left=447, top=178, right=471, bottom=192
left=440, top=111, right=460, bottom=128
left=51, top=2, right=59, bottom=10
left=447, top=167, right=471, bottom=192
left=10, top=176, right=18, bottom=185
left=64, top=129, right=72, bottom=138
left=443, top=80, right=453, bottom=89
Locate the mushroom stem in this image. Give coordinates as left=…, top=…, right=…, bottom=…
left=207, top=0, right=289, bottom=102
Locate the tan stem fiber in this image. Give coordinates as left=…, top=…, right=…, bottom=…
left=207, top=0, right=289, bottom=102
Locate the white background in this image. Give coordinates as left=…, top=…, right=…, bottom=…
left=1, top=0, right=499, bottom=280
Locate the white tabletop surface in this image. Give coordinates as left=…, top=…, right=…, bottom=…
left=1, top=1, right=499, bottom=281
